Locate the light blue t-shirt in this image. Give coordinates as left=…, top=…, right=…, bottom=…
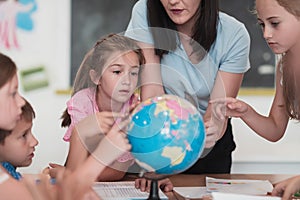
left=125, top=0, right=250, bottom=115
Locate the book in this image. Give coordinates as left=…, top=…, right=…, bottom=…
left=93, top=181, right=168, bottom=200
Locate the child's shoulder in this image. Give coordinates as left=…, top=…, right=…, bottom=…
left=67, top=88, right=97, bottom=109
left=1, top=162, right=22, bottom=180
left=73, top=88, right=95, bottom=97
left=70, top=88, right=95, bottom=102
left=0, top=167, right=9, bottom=184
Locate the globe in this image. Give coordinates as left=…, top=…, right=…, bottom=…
left=127, top=94, right=206, bottom=175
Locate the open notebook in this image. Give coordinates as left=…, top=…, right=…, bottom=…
left=93, top=181, right=167, bottom=200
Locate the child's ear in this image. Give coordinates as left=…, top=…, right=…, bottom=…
left=89, top=69, right=100, bottom=85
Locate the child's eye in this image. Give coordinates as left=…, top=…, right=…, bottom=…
left=18, top=132, right=27, bottom=140
left=131, top=72, right=138, bottom=76
left=271, top=22, right=279, bottom=27
left=11, top=91, right=17, bottom=97
left=113, top=70, right=121, bottom=75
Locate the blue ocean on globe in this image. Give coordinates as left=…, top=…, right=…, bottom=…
left=127, top=94, right=206, bottom=175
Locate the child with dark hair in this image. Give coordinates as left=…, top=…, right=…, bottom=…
left=0, top=99, right=38, bottom=180
left=0, top=52, right=132, bottom=199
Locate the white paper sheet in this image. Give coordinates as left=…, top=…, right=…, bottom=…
left=173, top=186, right=209, bottom=199
left=206, top=177, right=274, bottom=196
left=93, top=181, right=167, bottom=200
left=212, top=192, right=281, bottom=200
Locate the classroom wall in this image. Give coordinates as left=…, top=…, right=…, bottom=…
left=1, top=0, right=299, bottom=175
left=0, top=0, right=71, bottom=173
left=231, top=96, right=300, bottom=174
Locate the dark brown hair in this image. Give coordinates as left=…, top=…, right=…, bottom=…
left=147, top=0, right=219, bottom=58
left=0, top=99, right=35, bottom=144
left=0, top=53, right=17, bottom=143
left=0, top=53, right=17, bottom=89
left=61, top=33, right=145, bottom=127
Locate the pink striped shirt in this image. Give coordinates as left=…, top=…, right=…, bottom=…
left=64, top=88, right=134, bottom=163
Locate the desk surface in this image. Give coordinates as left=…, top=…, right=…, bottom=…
left=125, top=173, right=296, bottom=199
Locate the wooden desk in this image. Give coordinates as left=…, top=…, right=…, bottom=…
left=125, top=173, right=295, bottom=199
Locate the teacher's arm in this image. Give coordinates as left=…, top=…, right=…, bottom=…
left=137, top=42, right=165, bottom=100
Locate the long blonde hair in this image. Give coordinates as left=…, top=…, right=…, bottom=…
left=276, top=0, right=300, bottom=120
left=61, top=33, right=145, bottom=127
left=282, top=54, right=300, bottom=120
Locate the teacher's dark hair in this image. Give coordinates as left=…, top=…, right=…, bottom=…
left=147, top=0, right=219, bottom=58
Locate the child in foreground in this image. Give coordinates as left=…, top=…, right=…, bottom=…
left=0, top=52, right=131, bottom=200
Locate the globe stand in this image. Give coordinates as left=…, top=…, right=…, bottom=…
left=143, top=172, right=168, bottom=200
left=148, top=179, right=160, bottom=200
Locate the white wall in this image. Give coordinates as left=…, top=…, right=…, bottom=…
left=0, top=0, right=71, bottom=173
left=2, top=0, right=299, bottom=175
left=231, top=95, right=300, bottom=174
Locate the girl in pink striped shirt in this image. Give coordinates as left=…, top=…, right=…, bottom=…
left=61, top=33, right=145, bottom=181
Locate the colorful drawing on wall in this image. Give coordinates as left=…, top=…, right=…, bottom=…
left=0, top=0, right=37, bottom=49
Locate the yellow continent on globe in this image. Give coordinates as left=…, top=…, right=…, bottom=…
left=162, top=146, right=186, bottom=166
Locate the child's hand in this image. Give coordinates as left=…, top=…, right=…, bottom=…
left=95, top=111, right=127, bottom=134
left=272, top=175, right=300, bottom=200
left=75, top=112, right=127, bottom=138
left=92, top=118, right=132, bottom=166
left=135, top=178, right=173, bottom=193
left=43, top=163, right=65, bottom=179
left=210, top=97, right=249, bottom=120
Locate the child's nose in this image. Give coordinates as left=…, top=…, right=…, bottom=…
left=17, top=93, right=25, bottom=108
left=121, top=73, right=131, bottom=85
left=263, top=27, right=273, bottom=40
left=30, top=134, right=39, bottom=147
